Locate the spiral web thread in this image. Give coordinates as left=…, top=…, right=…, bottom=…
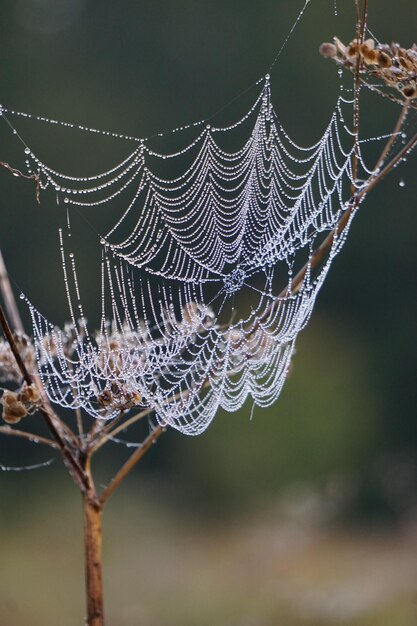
left=8, top=73, right=381, bottom=436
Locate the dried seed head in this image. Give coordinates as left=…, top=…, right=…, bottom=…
left=18, top=382, right=41, bottom=406
left=97, top=384, right=142, bottom=414
left=348, top=41, right=360, bottom=58
left=377, top=50, right=392, bottom=68
left=319, top=42, right=337, bottom=59
left=361, top=44, right=378, bottom=65
left=97, top=388, right=113, bottom=407
left=1, top=390, right=28, bottom=424
left=402, top=82, right=417, bottom=99
left=320, top=35, right=417, bottom=103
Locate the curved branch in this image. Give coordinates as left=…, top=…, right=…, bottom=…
left=0, top=425, right=59, bottom=448
left=99, top=425, right=164, bottom=505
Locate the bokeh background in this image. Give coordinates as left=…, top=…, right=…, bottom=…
left=1, top=1, right=417, bottom=624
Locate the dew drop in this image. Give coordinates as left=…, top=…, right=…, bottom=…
left=24, top=147, right=30, bottom=155
left=64, top=197, right=69, bottom=204
left=69, top=252, right=75, bottom=258
left=19, top=293, right=25, bottom=300
left=399, top=179, right=405, bottom=188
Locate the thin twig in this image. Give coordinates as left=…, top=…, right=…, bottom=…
left=99, top=425, right=164, bottom=505
left=89, top=407, right=155, bottom=454
left=0, top=425, right=59, bottom=449
left=0, top=160, right=40, bottom=203
left=352, top=0, right=366, bottom=191
left=0, top=305, right=32, bottom=386
left=75, top=406, right=84, bottom=437
left=0, top=249, right=24, bottom=334
left=372, top=102, right=410, bottom=174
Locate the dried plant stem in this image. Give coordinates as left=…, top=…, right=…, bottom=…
left=0, top=159, right=40, bottom=202
left=91, top=406, right=158, bottom=454
left=83, top=494, right=104, bottom=626
left=0, top=249, right=24, bottom=334
left=373, top=102, right=410, bottom=174
left=0, top=425, right=58, bottom=448
left=364, top=128, right=417, bottom=196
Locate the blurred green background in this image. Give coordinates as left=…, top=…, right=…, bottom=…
left=1, top=1, right=417, bottom=624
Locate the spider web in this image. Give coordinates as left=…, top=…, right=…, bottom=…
left=14, top=80, right=374, bottom=435
left=0, top=2, right=388, bottom=435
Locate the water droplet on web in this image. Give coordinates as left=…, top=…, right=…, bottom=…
left=64, top=197, right=69, bottom=204
left=19, top=293, right=25, bottom=300
left=69, top=252, right=75, bottom=258
left=24, top=147, right=30, bottom=155
left=399, top=179, right=405, bottom=188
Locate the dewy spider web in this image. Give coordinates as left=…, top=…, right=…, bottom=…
left=16, top=80, right=374, bottom=436
left=0, top=3, right=381, bottom=435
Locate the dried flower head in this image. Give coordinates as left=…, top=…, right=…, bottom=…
left=0, top=382, right=41, bottom=424
left=320, top=37, right=417, bottom=102
left=1, top=390, right=28, bottom=424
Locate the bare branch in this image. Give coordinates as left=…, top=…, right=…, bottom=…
left=89, top=407, right=155, bottom=454
left=0, top=425, right=58, bottom=449
left=0, top=249, right=24, bottom=334
left=0, top=160, right=40, bottom=203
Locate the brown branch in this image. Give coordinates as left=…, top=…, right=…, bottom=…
left=0, top=249, right=24, bottom=334
left=352, top=0, right=367, bottom=190
left=0, top=425, right=59, bottom=449
left=0, top=304, right=32, bottom=387
left=0, top=160, right=40, bottom=203
left=99, top=425, right=164, bottom=505
left=89, top=406, right=155, bottom=454
left=372, top=101, right=410, bottom=174
left=364, top=129, right=417, bottom=197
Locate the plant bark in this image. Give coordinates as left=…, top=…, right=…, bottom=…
left=83, top=495, right=105, bottom=626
